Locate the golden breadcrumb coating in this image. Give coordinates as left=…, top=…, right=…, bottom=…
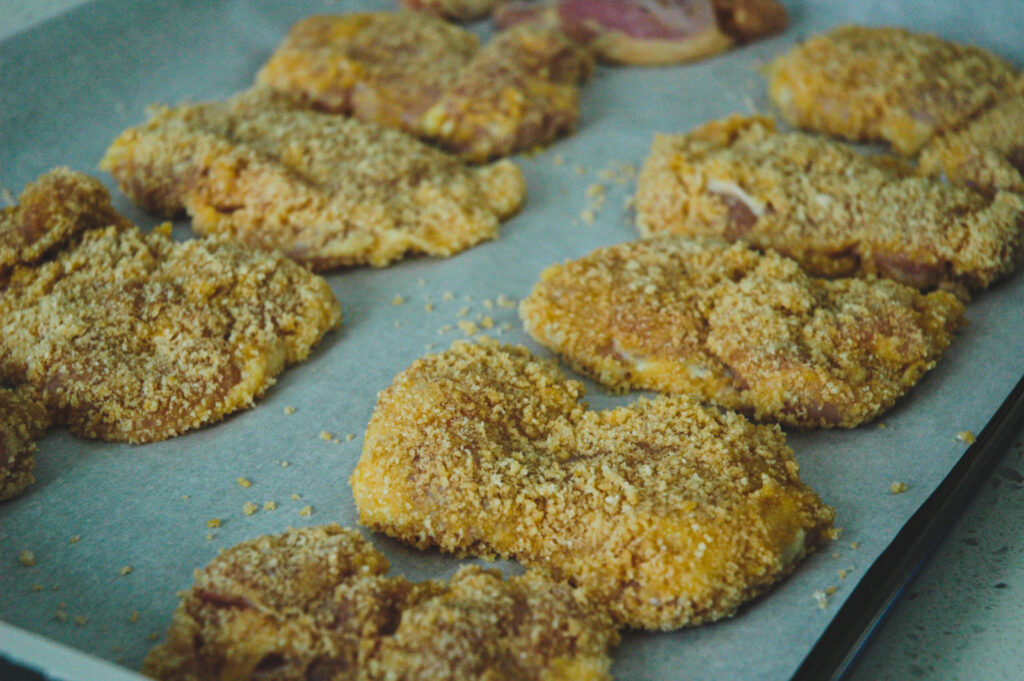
left=101, top=90, right=524, bottom=270
left=1, top=167, right=130, bottom=279
left=351, top=341, right=835, bottom=630
left=99, top=89, right=524, bottom=270
left=0, top=387, right=50, bottom=501
left=256, top=12, right=592, bottom=162
left=0, top=170, right=341, bottom=444
left=919, top=75, right=1024, bottom=195
left=767, top=25, right=1017, bottom=155
left=143, top=524, right=618, bottom=681
left=401, top=0, right=501, bottom=22
left=520, top=236, right=965, bottom=428
left=635, top=115, right=1024, bottom=290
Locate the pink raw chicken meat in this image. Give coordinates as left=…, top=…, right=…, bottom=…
left=496, top=0, right=787, bottom=65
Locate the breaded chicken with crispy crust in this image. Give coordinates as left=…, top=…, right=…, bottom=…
left=520, top=236, right=965, bottom=428
left=351, top=341, right=835, bottom=630
left=256, top=12, right=592, bottom=162
left=144, top=524, right=618, bottom=681
left=101, top=89, right=524, bottom=270
left=635, top=115, right=1024, bottom=291
left=1, top=169, right=340, bottom=444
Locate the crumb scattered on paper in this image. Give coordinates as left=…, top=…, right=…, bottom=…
left=890, top=481, right=908, bottom=494
left=957, top=430, right=976, bottom=444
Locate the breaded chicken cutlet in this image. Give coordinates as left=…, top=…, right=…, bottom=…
left=0, top=169, right=340, bottom=444
left=351, top=341, right=835, bottom=630
left=520, top=236, right=965, bottom=429
left=143, top=524, right=618, bottom=681
left=767, top=25, right=1017, bottom=155
left=0, top=387, right=50, bottom=501
left=101, top=89, right=524, bottom=270
left=635, top=115, right=1024, bottom=291
left=256, top=12, right=593, bottom=162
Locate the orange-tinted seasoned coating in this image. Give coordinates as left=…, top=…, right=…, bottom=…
left=635, top=115, right=1024, bottom=291
left=143, top=524, right=618, bottom=681
left=767, top=25, right=1017, bottom=155
left=101, top=90, right=524, bottom=270
left=0, top=387, right=50, bottom=501
left=419, top=24, right=592, bottom=161
left=919, top=75, right=1024, bottom=195
left=0, top=170, right=341, bottom=444
left=351, top=341, right=835, bottom=630
left=520, top=236, right=965, bottom=428
left=256, top=12, right=592, bottom=162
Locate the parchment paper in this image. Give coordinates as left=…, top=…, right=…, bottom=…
left=1, top=1, right=1023, bottom=679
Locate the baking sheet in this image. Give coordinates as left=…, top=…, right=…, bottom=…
left=1, top=1, right=1023, bottom=679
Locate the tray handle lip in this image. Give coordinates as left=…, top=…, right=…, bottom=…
left=791, top=372, right=1024, bottom=681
